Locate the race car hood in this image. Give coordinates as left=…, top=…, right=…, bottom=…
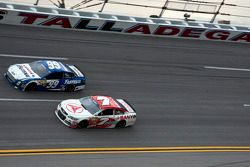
left=8, top=64, right=40, bottom=80
left=60, top=99, right=93, bottom=117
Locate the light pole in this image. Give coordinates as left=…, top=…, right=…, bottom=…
left=210, top=0, right=225, bottom=23
left=99, top=0, right=108, bottom=12
left=34, top=0, right=39, bottom=5
left=159, top=0, right=169, bottom=18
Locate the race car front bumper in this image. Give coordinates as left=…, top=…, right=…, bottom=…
left=55, top=105, right=79, bottom=128
left=4, top=72, right=19, bottom=89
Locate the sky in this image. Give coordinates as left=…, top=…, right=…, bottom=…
left=2, top=0, right=250, bottom=26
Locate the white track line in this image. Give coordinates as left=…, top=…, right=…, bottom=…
left=0, top=54, right=68, bottom=60
left=243, top=104, right=250, bottom=107
left=0, top=98, right=62, bottom=102
left=204, top=66, right=250, bottom=72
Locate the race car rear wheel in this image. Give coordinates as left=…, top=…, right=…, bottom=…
left=115, top=120, right=126, bottom=128
left=25, top=83, right=36, bottom=91
left=78, top=120, right=88, bottom=128
left=66, top=85, right=75, bottom=92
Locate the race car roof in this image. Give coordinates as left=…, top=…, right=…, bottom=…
left=38, top=60, right=71, bottom=73
left=91, top=96, right=124, bottom=111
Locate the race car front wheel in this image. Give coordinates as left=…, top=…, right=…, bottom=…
left=78, top=120, right=88, bottom=128
left=25, top=83, right=36, bottom=91
left=115, top=120, right=126, bottom=128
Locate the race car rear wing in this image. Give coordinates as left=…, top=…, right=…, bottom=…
left=116, top=99, right=136, bottom=113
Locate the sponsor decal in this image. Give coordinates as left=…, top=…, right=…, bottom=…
left=66, top=103, right=83, bottom=114
left=120, top=115, right=136, bottom=119
left=89, top=117, right=99, bottom=125
left=18, top=65, right=29, bottom=77
left=22, top=65, right=35, bottom=76
left=64, top=79, right=81, bottom=84
left=2, top=11, right=248, bottom=43
left=38, top=80, right=47, bottom=86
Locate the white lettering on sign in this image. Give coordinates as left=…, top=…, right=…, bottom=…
left=1, top=11, right=249, bottom=43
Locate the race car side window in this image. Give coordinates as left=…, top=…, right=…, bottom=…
left=114, top=110, right=124, bottom=115
left=63, top=72, right=75, bottom=79
left=98, top=109, right=113, bottom=116
left=46, top=72, right=63, bottom=79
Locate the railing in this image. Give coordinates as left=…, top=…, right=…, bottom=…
left=0, top=1, right=249, bottom=43
left=28, top=0, right=250, bottom=25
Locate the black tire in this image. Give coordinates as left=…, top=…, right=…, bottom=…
left=115, top=120, right=126, bottom=128
left=66, top=85, right=75, bottom=92
left=25, top=83, right=36, bottom=91
left=78, top=120, right=88, bottom=128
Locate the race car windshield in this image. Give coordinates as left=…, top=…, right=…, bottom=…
left=29, top=61, right=49, bottom=77
left=79, top=97, right=100, bottom=114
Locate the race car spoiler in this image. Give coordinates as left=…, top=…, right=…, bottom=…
left=117, top=99, right=136, bottom=113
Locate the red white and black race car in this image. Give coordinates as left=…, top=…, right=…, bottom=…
left=55, top=96, right=136, bottom=128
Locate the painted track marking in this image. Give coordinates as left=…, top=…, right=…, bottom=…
left=0, top=98, right=62, bottom=102
left=0, top=54, right=68, bottom=60
left=0, top=146, right=250, bottom=156
left=204, top=66, right=250, bottom=72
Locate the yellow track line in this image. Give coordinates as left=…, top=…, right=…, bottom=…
left=0, top=146, right=250, bottom=156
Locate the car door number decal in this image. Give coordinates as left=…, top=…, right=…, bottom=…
left=46, top=80, right=59, bottom=88
left=47, top=61, right=61, bottom=70
left=97, top=118, right=110, bottom=125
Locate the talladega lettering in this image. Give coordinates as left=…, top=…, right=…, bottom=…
left=18, top=12, right=250, bottom=43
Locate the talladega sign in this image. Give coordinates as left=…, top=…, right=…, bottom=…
left=0, top=7, right=250, bottom=43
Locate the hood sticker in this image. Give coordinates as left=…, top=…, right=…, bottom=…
left=66, top=103, right=83, bottom=114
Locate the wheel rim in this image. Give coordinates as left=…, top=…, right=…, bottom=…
left=67, top=85, right=75, bottom=92
left=30, top=85, right=36, bottom=91
left=79, top=121, right=88, bottom=128
left=117, top=121, right=126, bottom=128
left=26, top=84, right=36, bottom=91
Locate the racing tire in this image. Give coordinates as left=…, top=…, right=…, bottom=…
left=25, top=83, right=37, bottom=91
left=115, top=120, right=126, bottom=128
left=78, top=120, right=88, bottom=128
left=66, top=85, right=75, bottom=92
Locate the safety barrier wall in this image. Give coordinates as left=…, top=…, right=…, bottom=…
left=0, top=2, right=250, bottom=43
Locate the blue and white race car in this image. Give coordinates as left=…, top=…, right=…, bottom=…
left=4, top=60, right=86, bottom=91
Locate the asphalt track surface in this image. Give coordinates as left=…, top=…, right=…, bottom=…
left=0, top=24, right=250, bottom=166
